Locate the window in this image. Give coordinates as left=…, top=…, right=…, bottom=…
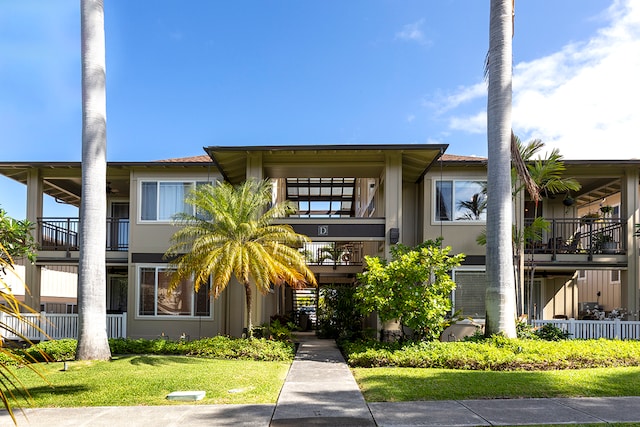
left=138, top=266, right=211, bottom=317
left=140, top=180, right=211, bottom=221
left=577, top=269, right=586, bottom=281
left=610, top=270, right=620, bottom=284
left=436, top=180, right=487, bottom=221
left=452, top=270, right=486, bottom=318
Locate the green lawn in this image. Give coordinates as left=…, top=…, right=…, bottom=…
left=9, top=355, right=290, bottom=407
left=352, top=366, right=640, bottom=402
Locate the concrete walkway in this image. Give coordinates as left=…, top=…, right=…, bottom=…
left=3, top=334, right=640, bottom=426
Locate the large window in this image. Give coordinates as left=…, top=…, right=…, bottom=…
left=452, top=270, right=486, bottom=318
left=140, top=180, right=211, bottom=221
left=435, top=180, right=487, bottom=222
left=138, top=266, right=211, bottom=317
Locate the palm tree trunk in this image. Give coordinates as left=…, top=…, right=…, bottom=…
left=244, top=281, right=253, bottom=338
left=76, top=0, right=111, bottom=360
left=485, top=0, right=517, bottom=337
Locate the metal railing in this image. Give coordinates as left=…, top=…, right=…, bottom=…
left=302, top=241, right=364, bottom=266
left=524, top=217, right=625, bottom=257
left=38, top=217, right=129, bottom=252
left=0, top=312, right=127, bottom=341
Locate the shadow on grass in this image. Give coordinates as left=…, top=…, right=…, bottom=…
left=14, top=384, right=89, bottom=401
left=117, top=355, right=209, bottom=367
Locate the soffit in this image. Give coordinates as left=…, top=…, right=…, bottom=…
left=204, top=144, right=448, bottom=184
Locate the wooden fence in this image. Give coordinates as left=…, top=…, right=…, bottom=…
left=532, top=319, right=640, bottom=340
left=0, top=312, right=127, bottom=342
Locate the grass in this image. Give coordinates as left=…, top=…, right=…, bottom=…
left=352, top=366, right=640, bottom=402
left=9, top=355, right=290, bottom=407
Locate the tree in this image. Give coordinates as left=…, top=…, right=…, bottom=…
left=166, top=179, right=317, bottom=337
left=0, top=208, right=37, bottom=265
left=514, top=138, right=580, bottom=319
left=0, top=215, right=44, bottom=424
left=76, top=0, right=111, bottom=361
left=485, top=0, right=517, bottom=337
left=355, top=239, right=465, bottom=341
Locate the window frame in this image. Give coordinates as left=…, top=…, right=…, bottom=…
left=136, top=264, right=212, bottom=319
left=434, top=179, right=487, bottom=223
left=138, top=179, right=212, bottom=223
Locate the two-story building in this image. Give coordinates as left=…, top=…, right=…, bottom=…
left=1, top=144, right=638, bottom=339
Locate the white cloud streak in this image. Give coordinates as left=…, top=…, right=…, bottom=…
left=438, top=0, right=640, bottom=159
left=396, top=19, right=430, bottom=45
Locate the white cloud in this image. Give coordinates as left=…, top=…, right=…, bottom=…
left=449, top=112, right=486, bottom=134
left=396, top=19, right=430, bottom=45
left=438, top=0, right=640, bottom=160
left=512, top=0, right=640, bottom=159
left=427, top=82, right=487, bottom=114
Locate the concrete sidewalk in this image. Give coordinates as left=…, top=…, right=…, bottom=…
left=3, top=334, right=640, bottom=426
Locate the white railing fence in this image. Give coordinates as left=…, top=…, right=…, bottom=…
left=0, top=312, right=127, bottom=342
left=532, top=319, right=640, bottom=340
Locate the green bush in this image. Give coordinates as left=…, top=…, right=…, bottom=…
left=342, top=338, right=640, bottom=370
left=534, top=323, right=571, bottom=341
left=2, top=336, right=295, bottom=365
left=21, top=339, right=77, bottom=362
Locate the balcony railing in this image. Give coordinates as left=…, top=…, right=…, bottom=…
left=38, top=217, right=129, bottom=252
left=524, top=217, right=626, bottom=258
left=302, top=241, right=364, bottom=267
left=0, top=312, right=127, bottom=341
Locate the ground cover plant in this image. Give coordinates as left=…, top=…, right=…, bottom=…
left=0, top=336, right=295, bottom=366
left=342, top=336, right=640, bottom=370
left=345, top=335, right=640, bottom=402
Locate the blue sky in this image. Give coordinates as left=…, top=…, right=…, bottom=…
left=1, top=0, right=639, bottom=218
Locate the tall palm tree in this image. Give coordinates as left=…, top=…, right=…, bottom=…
left=485, top=0, right=517, bottom=337
left=76, top=0, right=111, bottom=360
left=166, top=179, right=317, bottom=337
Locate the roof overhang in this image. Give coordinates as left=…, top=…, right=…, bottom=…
left=204, top=144, right=448, bottom=184
left=0, top=160, right=214, bottom=207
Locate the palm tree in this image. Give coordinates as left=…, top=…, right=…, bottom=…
left=166, top=179, right=317, bottom=337
left=485, top=0, right=517, bottom=337
left=457, top=192, right=487, bottom=220
left=514, top=138, right=581, bottom=320
left=76, top=0, right=111, bottom=360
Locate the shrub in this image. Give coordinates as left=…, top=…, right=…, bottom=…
left=342, top=338, right=640, bottom=370
left=21, top=339, right=77, bottom=362
left=534, top=323, right=571, bottom=341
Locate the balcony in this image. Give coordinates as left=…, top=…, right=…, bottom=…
left=524, top=217, right=626, bottom=259
left=302, top=241, right=364, bottom=267
left=38, top=217, right=129, bottom=252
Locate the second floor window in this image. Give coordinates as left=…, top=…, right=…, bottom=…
left=140, top=180, right=210, bottom=221
left=435, top=180, right=487, bottom=222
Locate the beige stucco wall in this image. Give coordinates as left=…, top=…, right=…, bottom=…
left=126, top=167, right=222, bottom=339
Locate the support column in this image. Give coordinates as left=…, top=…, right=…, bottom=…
left=623, top=168, right=639, bottom=320
left=24, top=169, right=43, bottom=311
left=384, top=153, right=402, bottom=259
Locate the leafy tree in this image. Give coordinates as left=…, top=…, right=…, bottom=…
left=355, top=239, right=465, bottom=341
left=166, top=179, right=317, bottom=337
left=317, top=284, right=365, bottom=341
left=0, top=216, right=45, bottom=423
left=478, top=138, right=581, bottom=317
left=76, top=0, right=111, bottom=361
left=0, top=208, right=37, bottom=264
